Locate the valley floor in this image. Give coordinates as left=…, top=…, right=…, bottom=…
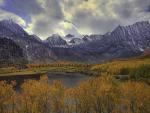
left=0, top=58, right=150, bottom=113
left=0, top=58, right=150, bottom=80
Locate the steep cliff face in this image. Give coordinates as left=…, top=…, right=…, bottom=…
left=0, top=20, right=56, bottom=63
left=109, top=21, right=150, bottom=51
left=72, top=21, right=150, bottom=62
left=52, top=21, right=150, bottom=62
left=0, top=38, right=27, bottom=67
left=0, top=19, right=28, bottom=37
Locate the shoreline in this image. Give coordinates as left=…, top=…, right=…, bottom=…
left=0, top=71, right=89, bottom=78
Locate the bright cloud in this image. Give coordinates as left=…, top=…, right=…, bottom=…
left=0, top=0, right=150, bottom=39
left=0, top=9, right=26, bottom=27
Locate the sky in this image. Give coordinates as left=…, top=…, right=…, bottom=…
left=0, top=0, right=150, bottom=40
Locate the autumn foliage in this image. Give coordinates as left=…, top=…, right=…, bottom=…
left=91, top=59, right=150, bottom=78
left=0, top=75, right=149, bottom=113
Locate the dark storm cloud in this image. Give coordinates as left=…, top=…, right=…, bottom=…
left=73, top=10, right=119, bottom=34
left=32, top=19, right=54, bottom=36
left=132, top=0, right=150, bottom=12
left=0, top=0, right=150, bottom=39
left=30, top=0, right=65, bottom=38
left=134, top=0, right=150, bottom=8
left=145, top=5, right=150, bottom=12
left=113, top=2, right=133, bottom=19
left=0, top=0, right=65, bottom=38
left=89, top=19, right=119, bottom=33
left=45, top=0, right=64, bottom=20
left=1, top=0, right=44, bottom=15
left=70, top=0, right=150, bottom=35
left=0, top=0, right=44, bottom=23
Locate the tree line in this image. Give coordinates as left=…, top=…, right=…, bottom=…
left=0, top=75, right=149, bottom=113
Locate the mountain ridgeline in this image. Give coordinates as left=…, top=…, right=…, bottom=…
left=0, top=19, right=150, bottom=66
left=0, top=19, right=56, bottom=64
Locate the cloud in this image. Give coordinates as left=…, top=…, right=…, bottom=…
left=25, top=0, right=65, bottom=39
left=61, top=0, right=150, bottom=35
left=0, top=0, right=4, bottom=5
left=0, top=9, right=26, bottom=27
left=145, top=5, right=150, bottom=12
left=0, top=0, right=150, bottom=39
left=2, top=0, right=44, bottom=16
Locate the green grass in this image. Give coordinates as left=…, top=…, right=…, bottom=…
left=130, top=64, right=150, bottom=80
left=0, top=64, right=92, bottom=77
left=0, top=70, right=45, bottom=77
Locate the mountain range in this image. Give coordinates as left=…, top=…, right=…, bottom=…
left=0, top=19, right=150, bottom=66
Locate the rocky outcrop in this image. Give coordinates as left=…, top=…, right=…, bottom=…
left=0, top=19, right=56, bottom=63
left=0, top=19, right=28, bottom=37
left=44, top=34, right=67, bottom=47
left=69, top=38, right=84, bottom=45
left=52, top=21, right=150, bottom=62
left=0, top=38, right=27, bottom=67
left=108, top=21, right=150, bottom=52
left=65, top=34, right=74, bottom=40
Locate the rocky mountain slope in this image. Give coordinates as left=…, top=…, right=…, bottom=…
left=0, top=19, right=56, bottom=63
left=51, top=21, right=150, bottom=62
left=0, top=19, right=149, bottom=64
left=0, top=38, right=27, bottom=67
left=44, top=34, right=67, bottom=47
left=69, top=38, right=84, bottom=45
left=64, top=34, right=75, bottom=41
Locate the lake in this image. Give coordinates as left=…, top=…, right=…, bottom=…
left=47, top=72, right=89, bottom=87
left=0, top=72, right=90, bottom=89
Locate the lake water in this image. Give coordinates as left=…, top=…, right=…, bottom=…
left=0, top=72, right=90, bottom=89
left=47, top=72, right=89, bottom=87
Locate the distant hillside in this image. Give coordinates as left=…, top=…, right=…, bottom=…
left=0, top=38, right=27, bottom=68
